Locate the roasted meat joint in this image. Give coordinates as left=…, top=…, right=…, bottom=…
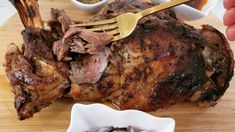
left=5, top=0, right=234, bottom=120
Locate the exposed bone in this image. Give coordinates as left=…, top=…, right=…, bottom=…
left=9, top=0, right=43, bottom=28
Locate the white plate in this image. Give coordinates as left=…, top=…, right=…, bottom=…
left=151, top=0, right=218, bottom=21
left=67, top=103, right=175, bottom=132
left=70, top=0, right=108, bottom=13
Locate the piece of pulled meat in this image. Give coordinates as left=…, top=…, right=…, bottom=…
left=51, top=8, right=71, bottom=33
left=53, top=27, right=113, bottom=61
left=53, top=26, right=113, bottom=85
left=70, top=48, right=111, bottom=84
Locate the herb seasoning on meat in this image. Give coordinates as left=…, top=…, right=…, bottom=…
left=7, top=0, right=234, bottom=120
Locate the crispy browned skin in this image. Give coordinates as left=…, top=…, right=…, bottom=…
left=5, top=43, right=70, bottom=120
left=5, top=0, right=234, bottom=120
left=69, top=0, right=234, bottom=110
left=6, top=0, right=70, bottom=120
left=5, top=28, right=70, bottom=120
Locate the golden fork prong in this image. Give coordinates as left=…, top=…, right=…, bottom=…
left=89, top=23, right=118, bottom=32
left=70, top=0, right=193, bottom=41
left=74, top=18, right=117, bottom=27
left=112, top=34, right=122, bottom=41
left=105, top=29, right=120, bottom=35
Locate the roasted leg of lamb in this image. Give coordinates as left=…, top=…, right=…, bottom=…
left=6, top=0, right=234, bottom=120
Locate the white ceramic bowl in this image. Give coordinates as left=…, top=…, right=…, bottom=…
left=70, top=0, right=108, bottom=13
left=67, top=103, right=175, bottom=132
left=151, top=0, right=218, bottom=21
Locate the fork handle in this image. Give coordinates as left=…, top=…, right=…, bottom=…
left=137, top=0, right=193, bottom=17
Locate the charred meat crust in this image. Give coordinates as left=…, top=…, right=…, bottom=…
left=5, top=0, right=234, bottom=120
left=5, top=7, right=71, bottom=119
left=101, top=20, right=209, bottom=110
left=195, top=25, right=234, bottom=105
left=69, top=0, right=234, bottom=111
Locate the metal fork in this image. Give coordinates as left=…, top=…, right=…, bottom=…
left=70, top=0, right=193, bottom=41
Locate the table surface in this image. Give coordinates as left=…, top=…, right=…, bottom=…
left=0, top=0, right=235, bottom=132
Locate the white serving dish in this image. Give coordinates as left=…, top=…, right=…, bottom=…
left=151, top=0, right=218, bottom=21
left=67, top=103, right=175, bottom=132
left=70, top=0, right=108, bottom=13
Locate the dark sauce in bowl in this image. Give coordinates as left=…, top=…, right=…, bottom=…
left=186, top=0, right=208, bottom=10
left=78, top=0, right=101, bottom=4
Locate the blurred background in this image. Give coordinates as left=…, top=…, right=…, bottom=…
left=0, top=0, right=225, bottom=26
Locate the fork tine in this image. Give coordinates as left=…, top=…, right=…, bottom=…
left=105, top=29, right=120, bottom=35
left=89, top=24, right=118, bottom=32
left=112, top=34, right=122, bottom=41
left=72, top=18, right=117, bottom=27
